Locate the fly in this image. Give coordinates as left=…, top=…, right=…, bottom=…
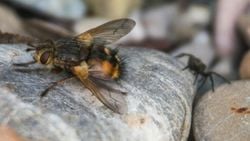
left=0, top=18, right=136, bottom=114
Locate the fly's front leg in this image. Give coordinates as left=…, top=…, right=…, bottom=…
left=13, top=68, right=49, bottom=73
left=12, top=59, right=38, bottom=72
left=13, top=60, right=36, bottom=67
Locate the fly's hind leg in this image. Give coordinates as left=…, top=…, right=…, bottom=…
left=40, top=76, right=75, bottom=98
left=40, top=62, right=89, bottom=99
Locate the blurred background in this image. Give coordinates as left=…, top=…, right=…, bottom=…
left=0, top=0, right=250, bottom=94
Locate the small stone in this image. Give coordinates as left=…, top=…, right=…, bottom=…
left=140, top=4, right=209, bottom=44
left=193, top=81, right=250, bottom=141
left=169, top=5, right=210, bottom=43
left=142, top=4, right=178, bottom=40
left=85, top=0, right=142, bottom=19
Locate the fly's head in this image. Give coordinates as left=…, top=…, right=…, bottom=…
left=88, top=47, right=125, bottom=80
left=34, top=47, right=54, bottom=65
left=33, top=41, right=55, bottom=66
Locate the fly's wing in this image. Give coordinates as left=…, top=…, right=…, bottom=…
left=75, top=18, right=135, bottom=47
left=79, top=77, right=127, bottom=114
left=24, top=19, right=73, bottom=40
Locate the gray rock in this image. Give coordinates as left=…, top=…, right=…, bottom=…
left=0, top=89, right=80, bottom=141
left=193, top=80, right=250, bottom=141
left=0, top=44, right=195, bottom=141
left=85, top=0, right=141, bottom=19
left=141, top=4, right=210, bottom=43
left=11, top=0, right=86, bottom=20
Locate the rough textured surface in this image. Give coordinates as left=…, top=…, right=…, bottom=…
left=0, top=44, right=195, bottom=141
left=193, top=80, right=250, bottom=141
left=0, top=90, right=80, bottom=141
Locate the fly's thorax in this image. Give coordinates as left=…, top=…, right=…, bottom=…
left=88, top=47, right=123, bottom=80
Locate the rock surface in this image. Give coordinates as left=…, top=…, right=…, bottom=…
left=0, top=91, right=80, bottom=141
left=193, top=80, right=250, bottom=141
left=0, top=44, right=195, bottom=141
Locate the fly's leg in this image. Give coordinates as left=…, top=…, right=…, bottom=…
left=193, top=73, right=199, bottom=84
left=210, top=72, right=231, bottom=84
left=208, top=75, right=215, bottom=92
left=13, top=68, right=48, bottom=73
left=182, top=65, right=189, bottom=71
left=51, top=67, right=63, bottom=74
left=13, top=60, right=36, bottom=67
left=197, top=76, right=207, bottom=91
left=40, top=76, right=75, bottom=98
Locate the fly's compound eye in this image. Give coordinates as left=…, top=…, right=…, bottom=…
left=40, top=51, right=52, bottom=64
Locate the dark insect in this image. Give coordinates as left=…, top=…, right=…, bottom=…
left=0, top=18, right=136, bottom=114
left=176, top=53, right=231, bottom=92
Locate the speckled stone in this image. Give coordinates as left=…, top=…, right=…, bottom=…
left=193, top=80, right=250, bottom=141
left=0, top=90, right=80, bottom=141
left=0, top=44, right=195, bottom=141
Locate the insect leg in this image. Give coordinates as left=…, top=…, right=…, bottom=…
left=197, top=76, right=207, bottom=91
left=208, top=74, right=215, bottom=92
left=51, top=67, right=63, bottom=74
left=175, top=53, right=193, bottom=58
left=13, top=60, right=36, bottom=67
left=210, top=72, right=231, bottom=84
left=13, top=68, right=48, bottom=73
left=182, top=65, right=189, bottom=71
left=193, top=73, right=199, bottom=84
left=26, top=48, right=36, bottom=52
left=40, top=76, right=75, bottom=97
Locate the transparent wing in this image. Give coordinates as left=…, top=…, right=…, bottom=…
left=76, top=18, right=135, bottom=46
left=79, top=77, right=127, bottom=114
